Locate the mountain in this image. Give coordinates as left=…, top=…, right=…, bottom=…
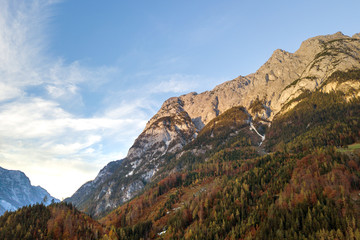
left=2, top=31, right=360, bottom=239
left=0, top=166, right=59, bottom=215
left=67, top=32, right=360, bottom=219
left=99, top=74, right=360, bottom=239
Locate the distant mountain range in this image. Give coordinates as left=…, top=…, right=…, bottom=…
left=0, top=166, right=59, bottom=215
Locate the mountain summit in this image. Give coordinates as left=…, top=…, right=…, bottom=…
left=67, top=32, right=360, bottom=218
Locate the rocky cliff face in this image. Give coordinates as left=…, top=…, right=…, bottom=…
left=67, top=32, right=360, bottom=218
left=66, top=102, right=198, bottom=217
left=170, top=32, right=360, bottom=123
left=0, top=167, right=59, bottom=215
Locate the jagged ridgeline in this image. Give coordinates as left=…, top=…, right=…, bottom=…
left=2, top=32, right=360, bottom=239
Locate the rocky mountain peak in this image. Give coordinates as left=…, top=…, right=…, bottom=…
left=278, top=32, right=360, bottom=114
left=295, top=32, right=347, bottom=58
left=144, top=96, right=186, bottom=130
left=67, top=32, right=360, bottom=218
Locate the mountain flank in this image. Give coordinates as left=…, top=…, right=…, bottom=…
left=66, top=32, right=360, bottom=220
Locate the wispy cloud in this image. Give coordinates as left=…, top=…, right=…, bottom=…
left=0, top=0, right=222, bottom=200
left=0, top=95, right=147, bottom=199
left=150, top=73, right=202, bottom=93
left=0, top=0, right=148, bottom=199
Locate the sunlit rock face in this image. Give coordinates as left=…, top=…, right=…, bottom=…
left=67, top=32, right=360, bottom=218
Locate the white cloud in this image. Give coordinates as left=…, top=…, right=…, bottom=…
left=0, top=82, right=24, bottom=101
left=0, top=96, right=144, bottom=198
left=0, top=147, right=125, bottom=200
left=151, top=73, right=201, bottom=93
left=0, top=92, right=150, bottom=198
left=48, top=135, right=102, bottom=155
left=0, top=0, right=148, bottom=199
left=0, top=0, right=218, bottom=200
left=0, top=0, right=51, bottom=86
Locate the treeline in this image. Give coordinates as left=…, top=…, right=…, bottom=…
left=326, top=69, right=360, bottom=84
left=267, top=91, right=360, bottom=152
left=0, top=204, right=50, bottom=239
left=0, top=202, right=104, bottom=239
left=101, top=147, right=360, bottom=239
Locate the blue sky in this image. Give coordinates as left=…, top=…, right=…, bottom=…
left=0, top=0, right=359, bottom=199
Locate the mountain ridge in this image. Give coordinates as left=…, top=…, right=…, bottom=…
left=0, top=166, right=59, bottom=215
left=67, top=31, right=360, bottom=218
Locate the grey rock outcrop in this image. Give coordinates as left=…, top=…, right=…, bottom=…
left=66, top=101, right=197, bottom=217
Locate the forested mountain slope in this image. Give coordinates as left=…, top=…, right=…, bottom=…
left=0, top=203, right=104, bottom=239
left=67, top=32, right=360, bottom=219
left=99, top=88, right=360, bottom=239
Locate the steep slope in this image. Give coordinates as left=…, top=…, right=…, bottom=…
left=67, top=105, right=197, bottom=217
left=100, top=150, right=360, bottom=239
left=100, top=93, right=360, bottom=238
left=68, top=32, right=360, bottom=218
left=0, top=202, right=104, bottom=239
left=150, top=32, right=360, bottom=126
left=266, top=87, right=360, bottom=152
left=0, top=167, right=59, bottom=216
left=99, top=62, right=360, bottom=238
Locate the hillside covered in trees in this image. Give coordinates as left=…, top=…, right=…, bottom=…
left=0, top=202, right=104, bottom=239
left=98, top=89, right=360, bottom=239
left=1, top=86, right=360, bottom=239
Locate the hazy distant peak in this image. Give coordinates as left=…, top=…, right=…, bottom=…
left=0, top=166, right=59, bottom=215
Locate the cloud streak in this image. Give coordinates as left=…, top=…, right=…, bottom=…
left=150, top=74, right=201, bottom=93
left=0, top=0, right=223, bottom=200
left=0, top=0, right=149, bottom=199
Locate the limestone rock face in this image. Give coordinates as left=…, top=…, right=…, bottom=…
left=66, top=99, right=197, bottom=217
left=176, top=32, right=359, bottom=123
left=278, top=32, right=360, bottom=113
left=67, top=32, right=360, bottom=218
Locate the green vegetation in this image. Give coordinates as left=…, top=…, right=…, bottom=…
left=266, top=91, right=360, bottom=152
left=0, top=202, right=104, bottom=239
left=249, top=97, right=266, bottom=114
left=337, top=143, right=360, bottom=153
left=98, top=88, right=360, bottom=239
left=101, top=147, right=360, bottom=239
left=326, top=69, right=360, bottom=84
